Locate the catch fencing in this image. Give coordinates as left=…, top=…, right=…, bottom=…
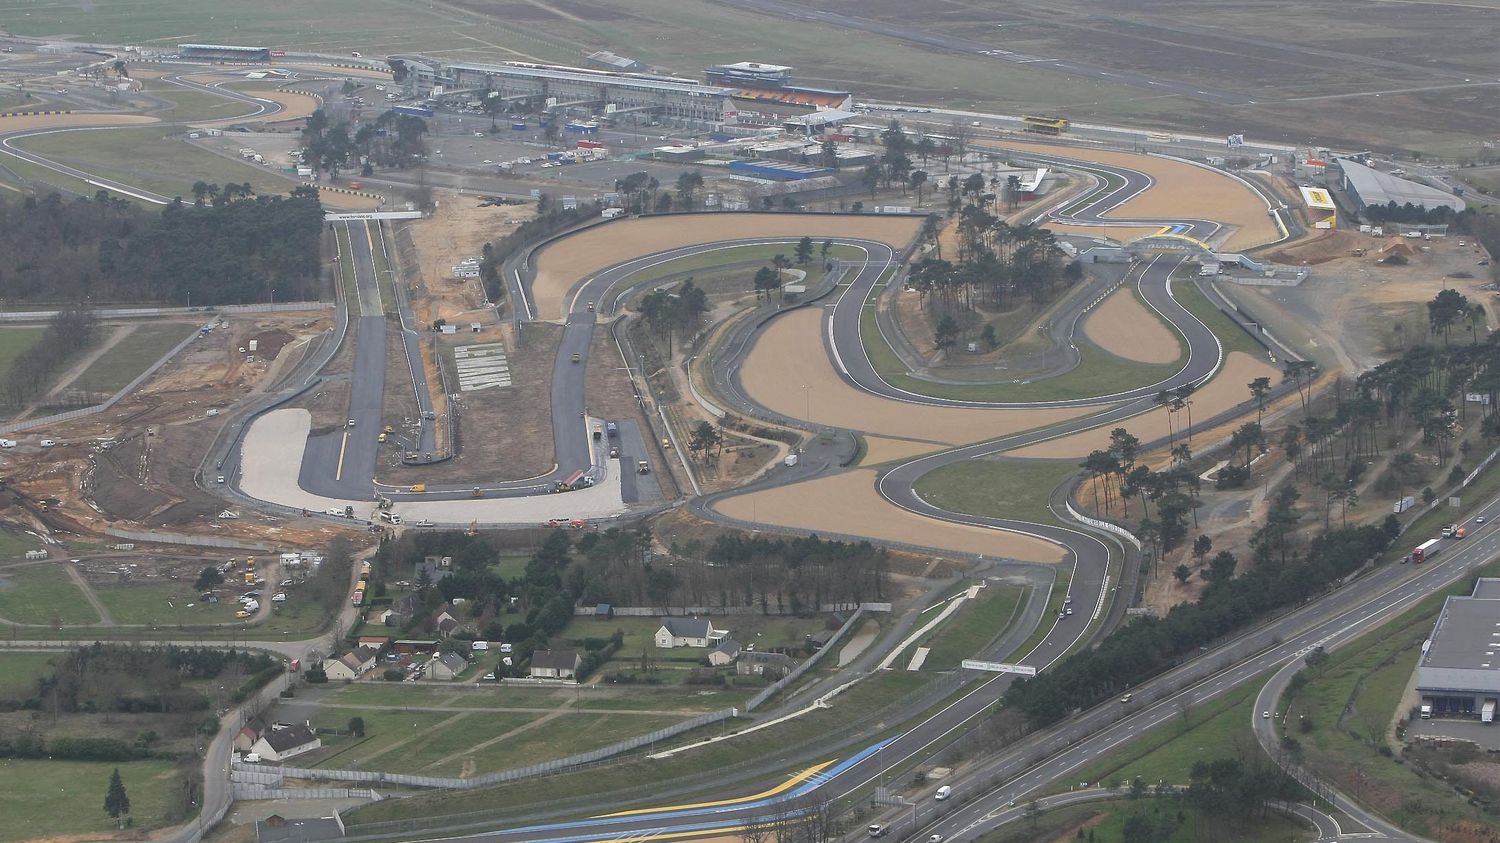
left=746, top=607, right=864, bottom=712
left=103, top=527, right=274, bottom=552
left=572, top=602, right=880, bottom=617
left=260, top=709, right=734, bottom=790
left=232, top=784, right=381, bottom=801
left=0, top=301, right=331, bottom=322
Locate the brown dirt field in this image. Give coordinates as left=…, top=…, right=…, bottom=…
left=1006, top=351, right=1279, bottom=459
left=0, top=113, right=157, bottom=132
left=404, top=200, right=537, bottom=326
left=1081, top=286, right=1182, bottom=364
left=978, top=140, right=1279, bottom=251
left=859, top=436, right=943, bottom=465
left=712, top=469, right=1064, bottom=563
left=408, top=322, right=560, bottom=484
left=531, top=214, right=923, bottom=321
left=740, top=308, right=1102, bottom=445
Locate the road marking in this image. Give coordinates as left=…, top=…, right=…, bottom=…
left=595, top=760, right=834, bottom=817
left=335, top=430, right=349, bottom=481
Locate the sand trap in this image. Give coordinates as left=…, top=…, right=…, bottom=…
left=742, top=309, right=1103, bottom=445
left=1082, top=287, right=1182, bottom=364
left=0, top=113, right=158, bottom=132
left=713, top=469, right=1065, bottom=563
left=1007, top=351, right=1278, bottom=459
left=531, top=214, right=922, bottom=321
left=860, top=436, right=945, bottom=465
left=981, top=140, right=1280, bottom=251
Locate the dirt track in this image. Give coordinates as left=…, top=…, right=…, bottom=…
left=1082, top=287, right=1182, bottom=364
left=0, top=113, right=157, bottom=132
left=712, top=469, right=1065, bottom=564
left=530, top=214, right=923, bottom=321
left=1007, top=351, right=1278, bottom=459
left=982, top=140, right=1280, bottom=251
left=741, top=309, right=1102, bottom=445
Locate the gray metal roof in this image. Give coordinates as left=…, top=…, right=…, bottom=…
left=1417, top=579, right=1500, bottom=696
left=1337, top=157, right=1465, bottom=212
left=1473, top=577, right=1500, bottom=600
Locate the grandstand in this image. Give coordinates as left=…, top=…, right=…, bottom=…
left=1022, top=115, right=1070, bottom=136
left=705, top=61, right=853, bottom=122
left=178, top=44, right=270, bottom=62
left=392, top=57, right=733, bottom=126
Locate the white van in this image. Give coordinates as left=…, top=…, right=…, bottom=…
left=0, top=439, right=15, bottom=449
left=378, top=511, right=403, bottom=525
left=935, top=785, right=952, bottom=800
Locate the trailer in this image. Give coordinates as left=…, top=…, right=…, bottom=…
left=563, top=469, right=587, bottom=490
left=1413, top=538, right=1442, bottom=563
left=392, top=105, right=434, bottom=119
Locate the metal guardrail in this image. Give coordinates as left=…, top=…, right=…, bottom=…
left=746, top=607, right=864, bottom=712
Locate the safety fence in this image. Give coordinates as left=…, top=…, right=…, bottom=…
left=261, top=709, right=734, bottom=790
left=746, top=607, right=864, bottom=712
left=1063, top=500, right=1143, bottom=551
left=0, top=301, right=331, bottom=321
left=103, top=527, right=274, bottom=552
left=572, top=601, right=882, bottom=617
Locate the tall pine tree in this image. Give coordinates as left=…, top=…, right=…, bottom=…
left=104, top=768, right=130, bottom=826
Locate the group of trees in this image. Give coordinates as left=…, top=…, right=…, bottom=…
left=23, top=643, right=280, bottom=716
left=1079, top=428, right=1203, bottom=559
left=3, top=305, right=99, bottom=409
left=1005, top=488, right=1398, bottom=722
left=301, top=108, right=429, bottom=177
left=906, top=217, right=1083, bottom=324
left=639, top=279, right=709, bottom=355
left=1363, top=200, right=1467, bottom=227
left=0, top=189, right=315, bottom=305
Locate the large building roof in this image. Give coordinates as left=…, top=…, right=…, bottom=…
left=440, top=60, right=733, bottom=97
left=1418, top=579, right=1500, bottom=694
left=1337, top=157, right=1465, bottom=212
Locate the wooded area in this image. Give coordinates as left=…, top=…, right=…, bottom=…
left=0, top=189, right=324, bottom=305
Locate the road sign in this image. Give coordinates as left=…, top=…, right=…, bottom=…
left=961, top=659, right=1037, bottom=676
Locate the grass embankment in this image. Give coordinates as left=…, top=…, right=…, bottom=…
left=370, top=222, right=396, bottom=314
left=0, top=529, right=41, bottom=561
left=144, top=83, right=259, bottom=122
left=1058, top=168, right=1128, bottom=217
left=1173, top=277, right=1266, bottom=357
left=977, top=798, right=1307, bottom=843
left=335, top=223, right=359, bottom=308
left=1063, top=672, right=1269, bottom=790
left=859, top=277, right=1182, bottom=402
left=14, top=126, right=289, bottom=201
left=918, top=584, right=1026, bottom=671
left=912, top=458, right=1078, bottom=526
left=91, top=581, right=240, bottom=625
left=0, top=565, right=99, bottom=625
left=69, top=323, right=196, bottom=396
left=1007, top=566, right=1070, bottom=662
left=0, top=758, right=182, bottom=843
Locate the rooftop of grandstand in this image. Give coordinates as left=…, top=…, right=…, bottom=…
left=179, top=43, right=270, bottom=53
left=438, top=60, right=734, bottom=96
left=731, top=87, right=850, bottom=109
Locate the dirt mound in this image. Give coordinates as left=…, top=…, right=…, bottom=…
left=1266, top=229, right=1358, bottom=265
left=249, top=328, right=295, bottom=360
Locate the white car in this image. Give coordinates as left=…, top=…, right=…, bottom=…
left=39, top=439, right=56, bottom=448
left=271, top=593, right=286, bottom=603
left=206, top=408, right=220, bottom=417
left=325, top=507, right=343, bottom=516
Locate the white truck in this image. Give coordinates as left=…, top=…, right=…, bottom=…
left=601, top=207, right=626, bottom=219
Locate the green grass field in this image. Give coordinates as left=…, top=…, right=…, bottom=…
left=1064, top=674, right=1267, bottom=790
left=0, top=564, right=99, bottom=626
left=557, top=614, right=830, bottom=665
left=859, top=277, right=1183, bottom=401
left=0, top=529, right=42, bottom=561
left=14, top=126, right=293, bottom=201
left=490, top=555, right=530, bottom=580
left=141, top=83, right=259, bottom=123
left=90, top=581, right=241, bottom=626
left=1173, top=277, right=1266, bottom=358
left=0, top=758, right=182, bottom=843
left=0, top=327, right=46, bottom=407
left=424, top=712, right=684, bottom=777
left=918, top=584, right=1025, bottom=671
left=912, top=458, right=1078, bottom=526
left=69, top=323, right=196, bottom=397
left=0, top=652, right=56, bottom=698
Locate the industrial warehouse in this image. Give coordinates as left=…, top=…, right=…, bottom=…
left=1417, top=578, right=1500, bottom=720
